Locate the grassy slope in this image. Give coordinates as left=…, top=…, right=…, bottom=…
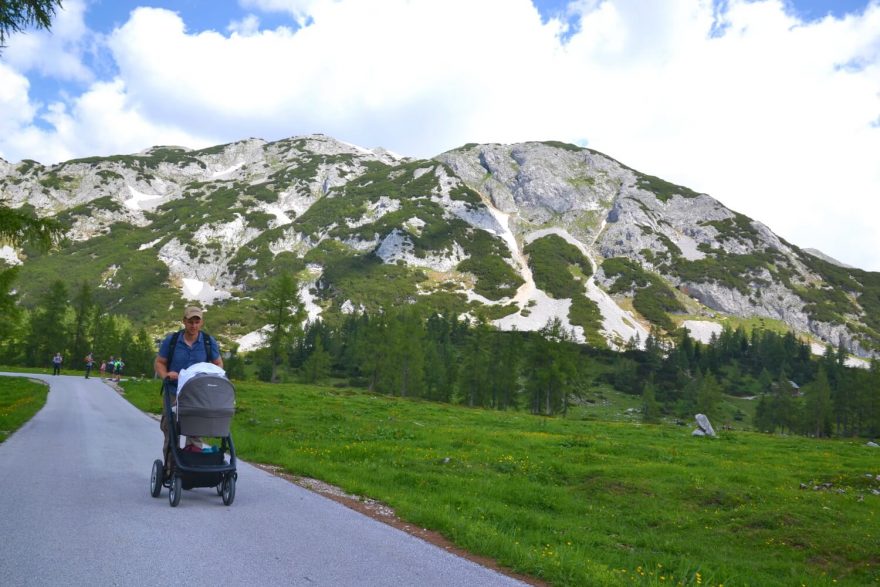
left=0, top=376, right=49, bottom=442
left=121, top=379, right=880, bottom=587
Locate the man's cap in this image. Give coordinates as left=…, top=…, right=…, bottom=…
left=183, top=306, right=204, bottom=320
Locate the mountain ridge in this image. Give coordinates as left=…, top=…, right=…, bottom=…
left=1, top=134, right=877, bottom=359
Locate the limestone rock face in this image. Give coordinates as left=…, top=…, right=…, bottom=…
left=2, top=137, right=877, bottom=356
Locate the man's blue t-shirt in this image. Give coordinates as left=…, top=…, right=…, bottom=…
left=158, top=331, right=221, bottom=374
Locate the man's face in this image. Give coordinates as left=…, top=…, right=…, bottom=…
left=183, top=316, right=203, bottom=336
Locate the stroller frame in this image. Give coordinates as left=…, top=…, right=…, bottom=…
left=150, top=378, right=238, bottom=507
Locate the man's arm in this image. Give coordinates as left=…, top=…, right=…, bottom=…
left=211, top=340, right=224, bottom=369
left=155, top=355, right=178, bottom=380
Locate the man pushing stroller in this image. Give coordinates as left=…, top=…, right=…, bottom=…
left=154, top=306, right=223, bottom=476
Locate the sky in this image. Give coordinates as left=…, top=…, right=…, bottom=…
left=1, top=0, right=879, bottom=271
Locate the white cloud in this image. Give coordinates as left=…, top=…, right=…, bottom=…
left=2, top=0, right=93, bottom=82
left=0, top=0, right=878, bottom=271
left=239, top=0, right=323, bottom=25
left=0, top=64, right=37, bottom=135
left=228, top=14, right=263, bottom=36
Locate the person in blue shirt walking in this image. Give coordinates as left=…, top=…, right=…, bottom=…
left=154, top=306, right=223, bottom=475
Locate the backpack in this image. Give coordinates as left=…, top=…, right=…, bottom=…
left=165, top=329, right=216, bottom=374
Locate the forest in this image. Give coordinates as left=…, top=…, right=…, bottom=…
left=3, top=272, right=878, bottom=440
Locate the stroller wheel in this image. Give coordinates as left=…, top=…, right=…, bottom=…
left=169, top=475, right=182, bottom=507
left=221, top=474, right=236, bottom=506
left=215, top=481, right=223, bottom=496
left=150, top=460, right=163, bottom=497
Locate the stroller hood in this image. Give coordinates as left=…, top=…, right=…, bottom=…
left=177, top=373, right=235, bottom=437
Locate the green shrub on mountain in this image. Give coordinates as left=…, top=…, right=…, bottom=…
left=602, top=257, right=683, bottom=331
left=457, top=256, right=522, bottom=300
left=524, top=234, right=592, bottom=299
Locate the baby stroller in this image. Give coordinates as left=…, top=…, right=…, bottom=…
left=150, top=372, right=238, bottom=507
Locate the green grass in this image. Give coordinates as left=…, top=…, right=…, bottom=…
left=121, top=378, right=880, bottom=586
left=0, top=376, right=49, bottom=442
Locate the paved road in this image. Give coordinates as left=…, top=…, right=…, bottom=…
left=0, top=373, right=527, bottom=586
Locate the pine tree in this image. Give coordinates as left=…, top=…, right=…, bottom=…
left=0, top=267, right=21, bottom=355
left=301, top=334, right=332, bottom=383
left=754, top=394, right=775, bottom=432
left=26, top=279, right=69, bottom=367
left=696, top=371, right=722, bottom=419
left=0, top=0, right=63, bottom=47
left=126, top=327, right=155, bottom=378
left=457, top=322, right=490, bottom=407
left=392, top=308, right=426, bottom=397
left=70, top=281, right=95, bottom=364
left=641, top=378, right=661, bottom=423
left=424, top=313, right=456, bottom=403
left=803, top=367, right=833, bottom=437
left=258, top=273, right=305, bottom=383
left=771, top=373, right=797, bottom=433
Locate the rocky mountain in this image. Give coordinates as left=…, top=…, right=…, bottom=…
left=1, top=135, right=877, bottom=359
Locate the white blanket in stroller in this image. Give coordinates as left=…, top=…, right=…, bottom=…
left=178, top=362, right=226, bottom=393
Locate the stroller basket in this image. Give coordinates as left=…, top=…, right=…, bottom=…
left=176, top=373, right=235, bottom=437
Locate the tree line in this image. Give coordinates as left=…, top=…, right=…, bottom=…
left=630, top=326, right=880, bottom=438
left=2, top=269, right=878, bottom=437
left=258, top=294, right=587, bottom=417
left=0, top=278, right=157, bottom=376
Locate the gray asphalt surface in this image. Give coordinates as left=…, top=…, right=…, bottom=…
left=0, top=373, right=527, bottom=587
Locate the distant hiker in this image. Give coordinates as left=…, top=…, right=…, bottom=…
left=155, top=306, right=223, bottom=474
left=99, top=359, right=108, bottom=378
left=52, top=352, right=63, bottom=375
left=113, top=357, right=125, bottom=382
left=84, top=353, right=94, bottom=378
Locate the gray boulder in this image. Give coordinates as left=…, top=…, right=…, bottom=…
left=693, top=413, right=716, bottom=437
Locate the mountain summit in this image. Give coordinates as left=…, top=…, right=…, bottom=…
left=2, top=135, right=877, bottom=358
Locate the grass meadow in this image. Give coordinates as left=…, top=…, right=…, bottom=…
left=113, top=378, right=880, bottom=587
left=0, top=375, right=49, bottom=443
left=1, top=371, right=877, bottom=585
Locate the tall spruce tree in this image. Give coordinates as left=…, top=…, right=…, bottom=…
left=641, top=377, right=661, bottom=423
left=0, top=266, right=20, bottom=353
left=457, top=322, right=490, bottom=407
left=390, top=308, right=426, bottom=397
left=803, top=367, right=833, bottom=437
left=696, top=371, right=722, bottom=419
left=26, top=279, right=69, bottom=367
left=70, top=281, right=95, bottom=364
left=301, top=334, right=331, bottom=383
left=258, top=273, right=305, bottom=383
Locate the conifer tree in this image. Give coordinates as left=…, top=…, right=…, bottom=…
left=641, top=378, right=661, bottom=423
left=391, top=308, right=426, bottom=397
left=753, top=394, right=775, bottom=432
left=126, top=327, right=155, bottom=378
left=803, top=367, right=833, bottom=437
left=457, top=321, right=490, bottom=407
left=70, top=281, right=95, bottom=363
left=357, top=312, right=390, bottom=392
left=771, top=373, right=797, bottom=433
left=92, top=313, right=121, bottom=364
left=223, top=344, right=246, bottom=381
left=0, top=267, right=20, bottom=353
left=424, top=313, right=458, bottom=403
left=696, top=371, right=722, bottom=419
left=0, top=0, right=63, bottom=47
left=301, top=334, right=332, bottom=383
left=258, top=273, right=305, bottom=383
left=26, top=279, right=69, bottom=367
left=494, top=330, right=522, bottom=410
